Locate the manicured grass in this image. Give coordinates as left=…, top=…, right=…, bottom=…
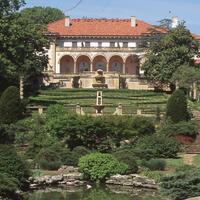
left=29, top=88, right=169, bottom=115
left=165, top=157, right=184, bottom=170
left=193, top=154, right=200, bottom=167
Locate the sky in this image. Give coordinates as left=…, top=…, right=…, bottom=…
left=25, top=0, right=200, bottom=34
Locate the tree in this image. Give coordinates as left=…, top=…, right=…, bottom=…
left=0, top=86, right=25, bottom=124
left=166, top=89, right=189, bottom=123
left=142, top=24, right=199, bottom=89
left=0, top=145, right=30, bottom=189
left=0, top=0, right=49, bottom=95
left=20, top=6, right=65, bottom=26
left=0, top=0, right=25, bottom=16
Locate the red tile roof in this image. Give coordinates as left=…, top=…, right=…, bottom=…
left=47, top=18, right=166, bottom=37
left=195, top=59, right=200, bottom=64
left=193, top=34, right=200, bottom=40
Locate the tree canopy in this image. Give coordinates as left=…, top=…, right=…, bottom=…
left=142, top=24, right=199, bottom=88
left=0, top=1, right=50, bottom=95
left=20, top=6, right=65, bottom=26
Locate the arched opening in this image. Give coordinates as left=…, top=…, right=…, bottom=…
left=76, top=55, right=91, bottom=73
left=93, top=55, right=107, bottom=71
left=109, top=56, right=123, bottom=73
left=60, top=55, right=74, bottom=74
left=125, top=55, right=140, bottom=75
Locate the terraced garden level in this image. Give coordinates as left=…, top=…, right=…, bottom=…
left=29, top=89, right=169, bottom=115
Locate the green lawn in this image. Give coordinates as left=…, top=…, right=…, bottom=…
left=193, top=154, right=200, bottom=167
left=29, top=88, right=169, bottom=115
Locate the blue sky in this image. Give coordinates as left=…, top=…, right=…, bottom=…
left=25, top=0, right=200, bottom=34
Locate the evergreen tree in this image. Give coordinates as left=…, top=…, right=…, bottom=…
left=166, top=89, right=189, bottom=123
left=0, top=86, right=24, bottom=124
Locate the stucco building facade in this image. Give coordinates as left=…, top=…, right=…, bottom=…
left=44, top=16, right=200, bottom=89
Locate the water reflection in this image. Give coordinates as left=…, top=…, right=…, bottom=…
left=27, top=186, right=164, bottom=200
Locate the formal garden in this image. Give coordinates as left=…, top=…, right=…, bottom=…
left=1, top=0, right=200, bottom=200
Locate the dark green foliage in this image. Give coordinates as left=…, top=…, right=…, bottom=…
left=0, top=173, right=20, bottom=200
left=159, top=120, right=198, bottom=138
left=0, top=124, right=15, bottom=144
left=141, top=159, right=166, bottom=171
left=0, top=86, right=24, bottom=124
left=36, top=148, right=62, bottom=170
left=45, top=105, right=155, bottom=151
left=113, top=149, right=138, bottom=174
left=79, top=153, right=128, bottom=182
left=143, top=24, right=199, bottom=86
left=0, top=145, right=30, bottom=189
left=161, top=168, right=200, bottom=200
left=0, top=0, right=25, bottom=16
left=166, top=89, right=189, bottom=123
left=0, top=1, right=49, bottom=95
left=25, top=114, right=56, bottom=159
left=133, top=135, right=180, bottom=159
left=129, top=116, right=155, bottom=135
left=20, top=7, right=65, bottom=25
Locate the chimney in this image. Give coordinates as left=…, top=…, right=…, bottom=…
left=172, top=16, right=179, bottom=28
left=65, top=16, right=70, bottom=27
left=131, top=16, right=136, bottom=27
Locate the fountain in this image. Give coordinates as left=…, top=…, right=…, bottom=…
left=94, top=91, right=105, bottom=115
left=92, top=69, right=108, bottom=88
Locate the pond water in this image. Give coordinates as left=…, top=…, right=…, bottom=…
left=26, top=186, right=165, bottom=200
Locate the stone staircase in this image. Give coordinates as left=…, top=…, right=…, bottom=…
left=185, top=111, right=200, bottom=154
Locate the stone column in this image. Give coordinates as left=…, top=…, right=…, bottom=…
left=38, top=106, right=43, bottom=115
left=19, top=76, right=24, bottom=100
left=52, top=42, right=56, bottom=72
left=123, top=62, right=126, bottom=74
left=193, top=82, right=197, bottom=100
left=90, top=62, right=93, bottom=72
left=106, top=62, right=109, bottom=72
left=74, top=61, right=77, bottom=74
left=76, top=104, right=81, bottom=115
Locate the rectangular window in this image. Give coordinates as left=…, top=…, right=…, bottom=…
left=110, top=42, right=115, bottom=48
left=98, top=42, right=102, bottom=48
left=85, top=42, right=90, bottom=48
left=72, top=42, right=77, bottom=48
left=123, top=42, right=128, bottom=48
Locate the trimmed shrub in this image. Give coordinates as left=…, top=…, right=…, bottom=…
left=0, top=86, right=25, bottom=124
left=113, top=149, right=138, bottom=174
left=161, top=168, right=200, bottom=200
left=79, top=153, right=128, bottom=182
left=133, top=135, right=180, bottom=159
left=36, top=148, right=62, bottom=170
left=0, top=145, right=30, bottom=189
left=141, top=159, right=166, bottom=171
left=166, top=89, right=189, bottom=123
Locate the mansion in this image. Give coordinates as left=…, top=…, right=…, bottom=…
left=45, top=16, right=200, bottom=89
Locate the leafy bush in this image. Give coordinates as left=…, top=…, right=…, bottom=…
left=159, top=120, right=198, bottom=138
left=129, top=116, right=155, bottom=135
left=133, top=135, right=180, bottom=159
left=166, top=89, right=189, bottom=123
left=36, top=148, right=62, bottom=170
left=0, top=173, right=20, bottom=200
left=161, top=168, right=200, bottom=200
left=0, top=124, right=15, bottom=144
left=141, top=159, right=166, bottom=171
left=0, top=145, right=30, bottom=189
left=113, top=149, right=138, bottom=174
left=0, top=86, right=25, bottom=124
left=79, top=153, right=128, bottom=182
